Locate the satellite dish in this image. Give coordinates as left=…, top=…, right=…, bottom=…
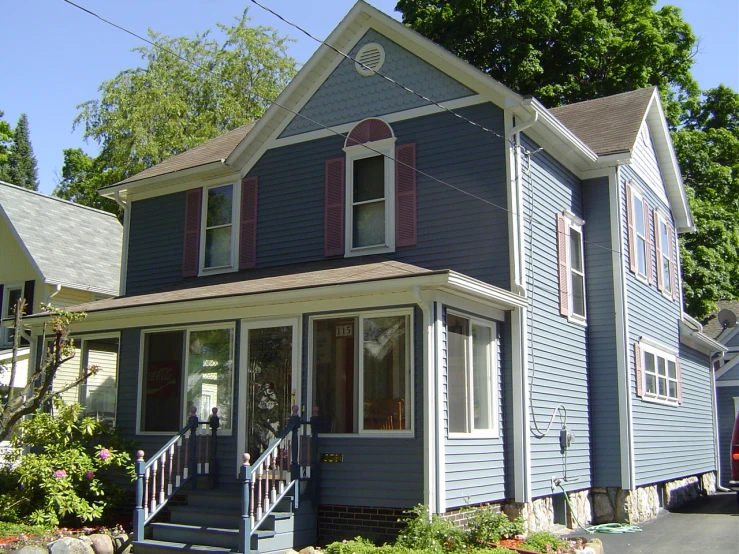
left=717, top=308, right=737, bottom=329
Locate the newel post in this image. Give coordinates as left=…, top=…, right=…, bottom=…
left=209, top=407, right=220, bottom=489
left=188, top=406, right=199, bottom=490
left=290, top=405, right=301, bottom=483
left=133, top=450, right=146, bottom=541
left=310, top=406, right=321, bottom=505
left=239, top=453, right=252, bottom=554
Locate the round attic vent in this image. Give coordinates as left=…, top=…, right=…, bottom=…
left=355, top=43, right=385, bottom=76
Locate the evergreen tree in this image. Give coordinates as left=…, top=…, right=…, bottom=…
left=0, top=110, right=12, bottom=182
left=5, top=113, right=39, bottom=190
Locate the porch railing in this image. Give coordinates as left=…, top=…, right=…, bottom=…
left=239, top=405, right=316, bottom=553
left=133, top=406, right=221, bottom=540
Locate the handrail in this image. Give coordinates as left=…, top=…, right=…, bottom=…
left=133, top=406, right=220, bottom=540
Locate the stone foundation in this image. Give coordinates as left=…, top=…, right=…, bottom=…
left=502, top=488, right=593, bottom=533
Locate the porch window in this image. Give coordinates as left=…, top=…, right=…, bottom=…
left=447, top=313, right=498, bottom=436
left=311, top=310, right=411, bottom=434
left=140, top=325, right=234, bottom=433
left=1, top=286, right=22, bottom=347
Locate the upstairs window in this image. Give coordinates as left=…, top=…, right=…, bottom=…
left=203, top=184, right=234, bottom=269
left=655, top=211, right=676, bottom=299
left=557, top=212, right=586, bottom=323
left=352, top=155, right=387, bottom=248
left=626, top=181, right=652, bottom=283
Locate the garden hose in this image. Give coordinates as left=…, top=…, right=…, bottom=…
left=556, top=483, right=643, bottom=534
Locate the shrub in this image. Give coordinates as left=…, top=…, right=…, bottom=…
left=2, top=400, right=135, bottom=526
left=396, top=505, right=466, bottom=553
left=467, top=507, right=525, bottom=545
left=520, top=531, right=568, bottom=553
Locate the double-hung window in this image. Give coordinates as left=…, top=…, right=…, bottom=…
left=557, top=212, right=586, bottom=322
left=203, top=184, right=236, bottom=270
left=447, top=312, right=498, bottom=436
left=655, top=211, right=674, bottom=297
left=311, top=310, right=412, bottom=435
left=140, top=324, right=235, bottom=433
left=635, top=340, right=681, bottom=405
left=632, top=191, right=648, bottom=278
left=1, top=286, right=23, bottom=347
left=626, top=182, right=652, bottom=282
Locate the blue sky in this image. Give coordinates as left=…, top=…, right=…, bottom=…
left=2, top=0, right=737, bottom=195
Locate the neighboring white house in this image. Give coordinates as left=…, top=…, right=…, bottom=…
left=0, top=181, right=123, bottom=423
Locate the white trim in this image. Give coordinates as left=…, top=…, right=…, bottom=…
left=306, top=307, right=414, bottom=437
left=716, top=355, right=739, bottom=380
left=716, top=380, right=739, bottom=387
left=638, top=336, right=679, bottom=356
left=512, top=307, right=530, bottom=502
left=433, top=300, right=446, bottom=513
left=343, top=136, right=397, bottom=256
left=562, top=212, right=587, bottom=324
left=236, top=316, right=301, bottom=477
left=354, top=42, right=386, bottom=76
left=136, top=322, right=237, bottom=436
left=199, top=180, right=241, bottom=276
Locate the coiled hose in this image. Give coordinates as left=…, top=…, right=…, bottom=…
left=556, top=483, right=643, bottom=534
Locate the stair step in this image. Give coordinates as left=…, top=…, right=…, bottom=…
left=132, top=539, right=247, bottom=554
left=150, top=522, right=239, bottom=549
left=170, top=506, right=241, bottom=528
left=185, top=490, right=242, bottom=511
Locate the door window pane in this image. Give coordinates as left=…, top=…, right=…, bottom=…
left=313, top=319, right=356, bottom=433
left=142, top=331, right=184, bottom=432
left=472, top=324, right=492, bottom=431
left=186, top=328, right=234, bottom=432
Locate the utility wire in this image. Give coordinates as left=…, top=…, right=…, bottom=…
left=61, top=0, right=626, bottom=259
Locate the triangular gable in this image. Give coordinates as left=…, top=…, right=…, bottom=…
left=279, top=28, right=474, bottom=138
left=632, top=119, right=668, bottom=204
left=0, top=204, right=43, bottom=283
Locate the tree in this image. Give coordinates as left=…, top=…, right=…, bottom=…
left=66, top=9, right=296, bottom=211
left=54, top=148, right=121, bottom=217
left=3, top=113, right=39, bottom=190
left=0, top=299, right=94, bottom=443
left=673, top=85, right=739, bottom=319
left=0, top=110, right=12, bottom=180
left=396, top=0, right=698, bottom=120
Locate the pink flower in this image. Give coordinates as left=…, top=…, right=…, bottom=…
left=54, top=469, right=67, bottom=478
left=85, top=470, right=95, bottom=481
left=98, top=449, right=111, bottom=461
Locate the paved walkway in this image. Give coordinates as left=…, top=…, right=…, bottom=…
left=567, top=492, right=739, bottom=553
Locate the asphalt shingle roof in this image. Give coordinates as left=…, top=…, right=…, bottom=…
left=703, top=300, right=739, bottom=340
left=550, top=87, right=656, bottom=156
left=0, top=182, right=123, bottom=295
left=114, top=122, right=257, bottom=186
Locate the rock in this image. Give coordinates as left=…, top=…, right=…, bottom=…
left=14, top=546, right=48, bottom=554
left=50, top=537, right=95, bottom=554
left=585, top=537, right=604, bottom=554
left=89, top=534, right=114, bottom=554
left=299, top=547, right=319, bottom=554
left=111, top=534, right=130, bottom=554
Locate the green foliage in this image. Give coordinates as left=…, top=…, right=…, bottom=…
left=1, top=114, right=39, bottom=190
left=396, top=505, right=466, bottom=553
left=467, top=507, right=524, bottom=545
left=396, top=0, right=698, bottom=120
left=0, top=110, right=12, bottom=175
left=53, top=148, right=121, bottom=217
left=673, top=86, right=739, bottom=318
left=324, top=538, right=516, bottom=554
left=65, top=9, right=296, bottom=213
left=2, top=400, right=134, bottom=527
left=0, top=521, right=52, bottom=538
left=520, top=531, right=568, bottom=553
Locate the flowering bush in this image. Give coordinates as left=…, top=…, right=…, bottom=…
left=0, top=400, right=135, bottom=526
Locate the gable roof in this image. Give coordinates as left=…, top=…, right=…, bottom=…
left=115, top=122, right=257, bottom=186
left=549, top=87, right=657, bottom=156
left=0, top=182, right=123, bottom=295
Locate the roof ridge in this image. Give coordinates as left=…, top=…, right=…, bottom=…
left=0, top=180, right=120, bottom=219
left=551, top=86, right=656, bottom=112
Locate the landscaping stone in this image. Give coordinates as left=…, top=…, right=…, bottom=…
left=49, top=536, right=95, bottom=554
left=299, top=547, right=319, bottom=554
left=88, top=534, right=114, bottom=554
left=13, top=546, right=48, bottom=554
left=111, top=533, right=129, bottom=554
left=584, top=538, right=603, bottom=554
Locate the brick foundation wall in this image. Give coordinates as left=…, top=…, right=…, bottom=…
left=317, top=505, right=407, bottom=546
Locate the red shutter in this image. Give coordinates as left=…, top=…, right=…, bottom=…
left=182, top=188, right=202, bottom=277
left=239, top=177, right=258, bottom=270
left=395, top=143, right=417, bottom=247
left=634, top=342, right=644, bottom=397
left=324, top=158, right=345, bottom=257
left=626, top=183, right=636, bottom=274
left=557, top=213, right=569, bottom=317
left=644, top=201, right=653, bottom=285
left=676, top=359, right=683, bottom=404
left=669, top=224, right=678, bottom=301
left=654, top=211, right=663, bottom=291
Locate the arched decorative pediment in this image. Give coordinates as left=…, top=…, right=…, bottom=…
left=345, top=118, right=394, bottom=147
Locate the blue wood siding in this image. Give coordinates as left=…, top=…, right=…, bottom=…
left=582, top=177, right=621, bottom=488
left=126, top=192, right=186, bottom=295
left=716, top=385, right=739, bottom=487
left=441, top=306, right=507, bottom=508
left=280, top=29, right=474, bottom=138
left=521, top=135, right=592, bottom=498
left=304, top=306, right=425, bottom=508
left=619, top=165, right=713, bottom=485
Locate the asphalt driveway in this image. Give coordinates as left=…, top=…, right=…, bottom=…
left=567, top=492, right=739, bottom=553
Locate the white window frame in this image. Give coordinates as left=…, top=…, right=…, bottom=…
left=137, top=323, right=236, bottom=435
left=630, top=187, right=649, bottom=282
left=199, top=181, right=240, bottom=276
left=76, top=333, right=121, bottom=425
left=307, top=307, right=413, bottom=437
left=446, top=311, right=500, bottom=439
left=656, top=210, right=673, bottom=298
left=639, top=340, right=679, bottom=406
left=1, top=284, right=23, bottom=348
left=343, top=137, right=396, bottom=257
left=563, top=211, right=587, bottom=324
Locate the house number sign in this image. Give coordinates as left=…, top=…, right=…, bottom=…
left=335, top=323, right=353, bottom=337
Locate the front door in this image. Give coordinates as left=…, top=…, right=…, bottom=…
left=238, top=319, right=300, bottom=470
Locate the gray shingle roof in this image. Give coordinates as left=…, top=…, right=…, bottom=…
left=703, top=300, right=739, bottom=340
left=0, top=182, right=123, bottom=295
left=550, top=87, right=656, bottom=156
left=114, top=122, right=257, bottom=186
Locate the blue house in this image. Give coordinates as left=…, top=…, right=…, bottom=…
left=22, top=2, right=724, bottom=551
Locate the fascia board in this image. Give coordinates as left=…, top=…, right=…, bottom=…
left=445, top=272, right=528, bottom=309
left=679, top=320, right=728, bottom=354
left=99, top=161, right=237, bottom=199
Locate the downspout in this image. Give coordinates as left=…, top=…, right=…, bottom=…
left=413, top=286, right=439, bottom=514
left=506, top=110, right=537, bottom=503
left=114, top=192, right=130, bottom=296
